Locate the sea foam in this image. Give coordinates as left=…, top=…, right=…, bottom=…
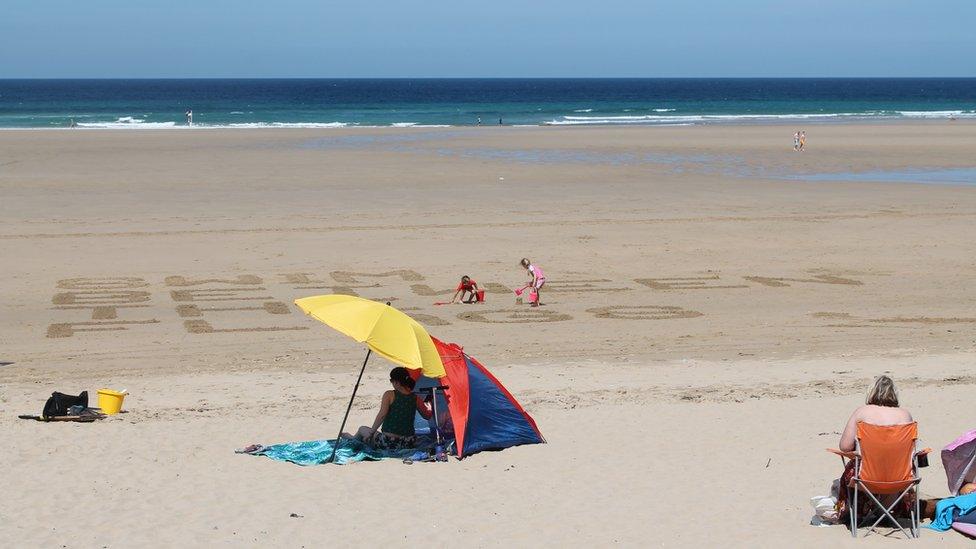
left=222, top=122, right=349, bottom=129
left=76, top=117, right=178, bottom=129
left=548, top=112, right=877, bottom=125
left=897, top=110, right=975, bottom=118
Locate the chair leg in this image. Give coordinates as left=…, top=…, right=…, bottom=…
left=914, top=486, right=921, bottom=538
left=851, top=486, right=858, bottom=538
left=861, top=484, right=915, bottom=539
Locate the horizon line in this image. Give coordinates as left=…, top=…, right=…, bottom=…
left=3, top=76, right=976, bottom=81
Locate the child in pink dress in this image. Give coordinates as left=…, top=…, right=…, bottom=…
left=519, top=258, right=546, bottom=306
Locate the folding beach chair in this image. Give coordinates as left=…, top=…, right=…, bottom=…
left=828, top=422, right=931, bottom=539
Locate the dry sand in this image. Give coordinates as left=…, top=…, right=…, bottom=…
left=1, top=123, right=975, bottom=547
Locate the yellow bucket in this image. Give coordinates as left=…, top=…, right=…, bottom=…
left=97, top=389, right=127, bottom=415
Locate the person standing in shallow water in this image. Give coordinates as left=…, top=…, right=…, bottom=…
left=185, top=109, right=193, bottom=126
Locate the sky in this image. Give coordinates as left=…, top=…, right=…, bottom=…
left=1, top=0, right=974, bottom=78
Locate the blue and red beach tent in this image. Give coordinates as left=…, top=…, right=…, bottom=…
left=414, top=337, right=545, bottom=458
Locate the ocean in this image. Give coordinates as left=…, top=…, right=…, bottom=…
left=1, top=78, right=975, bottom=129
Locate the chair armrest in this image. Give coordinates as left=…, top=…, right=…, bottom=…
left=916, top=447, right=932, bottom=456
left=827, top=448, right=859, bottom=459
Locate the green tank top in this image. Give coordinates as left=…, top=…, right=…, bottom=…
left=382, top=391, right=416, bottom=437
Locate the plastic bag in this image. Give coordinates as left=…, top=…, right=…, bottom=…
left=810, top=481, right=841, bottom=526
left=810, top=495, right=839, bottom=526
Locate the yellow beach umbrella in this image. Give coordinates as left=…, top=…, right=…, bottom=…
left=295, top=294, right=445, bottom=378
left=294, top=294, right=445, bottom=463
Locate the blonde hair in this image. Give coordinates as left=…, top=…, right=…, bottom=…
left=865, top=375, right=899, bottom=407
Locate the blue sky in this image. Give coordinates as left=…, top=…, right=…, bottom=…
left=2, top=0, right=974, bottom=77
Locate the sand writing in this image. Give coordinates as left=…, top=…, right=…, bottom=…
left=44, top=268, right=872, bottom=339
left=400, top=307, right=451, bottom=326
left=743, top=275, right=862, bottom=287
left=635, top=275, right=749, bottom=290
left=57, top=277, right=149, bottom=290
left=166, top=275, right=307, bottom=334
left=810, top=312, right=853, bottom=319
left=458, top=308, right=573, bottom=324
left=47, top=319, right=161, bottom=338
left=331, top=270, right=425, bottom=283
left=281, top=272, right=351, bottom=291
left=637, top=272, right=863, bottom=290
left=587, top=305, right=703, bottom=320
left=48, top=277, right=160, bottom=338
left=812, top=312, right=976, bottom=327
left=410, top=282, right=510, bottom=296
left=279, top=270, right=423, bottom=297
left=171, top=288, right=274, bottom=302
left=164, top=275, right=263, bottom=286
left=182, top=320, right=306, bottom=334
left=280, top=271, right=452, bottom=324
left=281, top=272, right=400, bottom=303
left=326, top=270, right=424, bottom=295
left=544, top=278, right=632, bottom=293
left=873, top=316, right=976, bottom=324
left=175, top=301, right=291, bottom=317
left=53, top=290, right=151, bottom=307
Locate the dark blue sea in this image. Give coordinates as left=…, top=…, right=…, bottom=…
left=1, top=78, right=974, bottom=129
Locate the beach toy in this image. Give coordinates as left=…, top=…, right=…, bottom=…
left=514, top=288, right=524, bottom=296
left=476, top=289, right=485, bottom=302
left=528, top=290, right=538, bottom=303
left=97, top=388, right=127, bottom=415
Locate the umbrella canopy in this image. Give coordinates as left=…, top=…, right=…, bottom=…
left=943, top=429, right=976, bottom=495
left=294, top=294, right=445, bottom=378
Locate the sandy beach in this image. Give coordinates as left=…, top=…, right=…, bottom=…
left=2, top=122, right=975, bottom=547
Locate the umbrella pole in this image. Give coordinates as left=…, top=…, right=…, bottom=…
left=328, top=348, right=372, bottom=464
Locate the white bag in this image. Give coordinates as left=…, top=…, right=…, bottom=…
left=809, top=487, right=840, bottom=526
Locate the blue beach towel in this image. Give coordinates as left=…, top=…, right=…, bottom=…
left=926, top=493, right=976, bottom=531
left=244, top=437, right=433, bottom=466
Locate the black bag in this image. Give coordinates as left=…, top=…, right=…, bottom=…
left=42, top=391, right=88, bottom=418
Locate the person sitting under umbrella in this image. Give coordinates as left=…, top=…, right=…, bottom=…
left=345, top=367, right=431, bottom=450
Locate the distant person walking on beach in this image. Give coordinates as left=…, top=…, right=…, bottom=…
left=477, top=116, right=482, bottom=126
left=793, top=131, right=800, bottom=151
left=799, top=131, right=806, bottom=151
left=518, top=258, right=546, bottom=307
left=185, top=109, right=193, bottom=126
left=499, top=117, right=503, bottom=125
